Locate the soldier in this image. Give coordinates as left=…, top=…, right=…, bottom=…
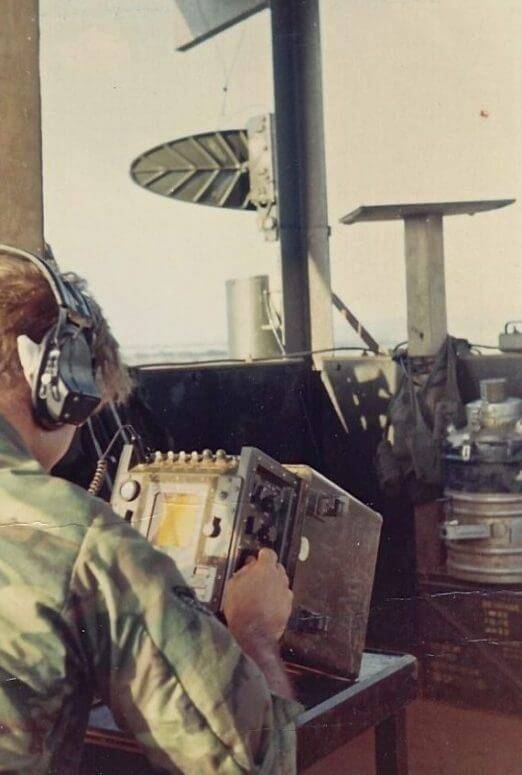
left=0, top=248, right=301, bottom=774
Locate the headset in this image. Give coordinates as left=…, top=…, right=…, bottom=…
left=0, top=244, right=102, bottom=429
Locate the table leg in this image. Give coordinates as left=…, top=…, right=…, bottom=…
left=375, top=710, right=408, bottom=775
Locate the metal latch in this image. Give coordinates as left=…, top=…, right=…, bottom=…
left=440, top=521, right=491, bottom=541
left=307, top=492, right=346, bottom=519
left=288, top=606, right=330, bottom=634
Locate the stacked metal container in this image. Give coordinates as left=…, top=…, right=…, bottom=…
left=442, top=378, right=522, bottom=584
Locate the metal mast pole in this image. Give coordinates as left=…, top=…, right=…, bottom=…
left=270, top=0, right=334, bottom=358
left=404, top=214, right=447, bottom=357
left=0, top=0, right=44, bottom=255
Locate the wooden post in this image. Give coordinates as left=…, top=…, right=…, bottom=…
left=404, top=214, right=447, bottom=357
left=0, top=0, right=44, bottom=255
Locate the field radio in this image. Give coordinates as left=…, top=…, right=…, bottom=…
left=111, top=444, right=382, bottom=678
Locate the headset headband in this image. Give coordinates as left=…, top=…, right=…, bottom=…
left=0, top=244, right=95, bottom=328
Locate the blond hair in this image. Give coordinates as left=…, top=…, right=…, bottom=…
left=0, top=252, right=133, bottom=404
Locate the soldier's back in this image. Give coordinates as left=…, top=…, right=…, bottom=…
left=0, top=417, right=97, bottom=773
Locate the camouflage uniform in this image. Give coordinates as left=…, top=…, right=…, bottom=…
left=0, top=416, right=301, bottom=773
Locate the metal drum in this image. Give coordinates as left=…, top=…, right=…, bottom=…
left=442, top=491, right=522, bottom=584
left=442, top=378, right=522, bottom=584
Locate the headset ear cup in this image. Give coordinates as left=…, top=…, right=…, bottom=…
left=31, top=328, right=61, bottom=428
left=17, top=330, right=56, bottom=420
left=17, top=325, right=101, bottom=429
left=40, top=325, right=102, bottom=428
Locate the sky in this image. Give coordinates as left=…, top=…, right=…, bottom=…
left=40, top=0, right=522, bottom=351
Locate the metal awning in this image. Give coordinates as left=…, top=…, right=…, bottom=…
left=340, top=199, right=516, bottom=225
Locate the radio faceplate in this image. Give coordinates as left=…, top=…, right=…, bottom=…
left=111, top=446, right=302, bottom=612
left=111, top=445, right=382, bottom=678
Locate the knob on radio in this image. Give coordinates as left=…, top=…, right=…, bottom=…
left=120, top=479, right=140, bottom=502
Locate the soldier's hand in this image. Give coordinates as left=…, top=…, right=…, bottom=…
left=223, top=548, right=293, bottom=645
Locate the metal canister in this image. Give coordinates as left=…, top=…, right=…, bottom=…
left=442, top=378, right=522, bottom=584
left=442, top=491, right=522, bottom=584
left=226, top=275, right=282, bottom=360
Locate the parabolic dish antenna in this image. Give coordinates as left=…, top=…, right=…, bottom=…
left=130, top=130, right=255, bottom=211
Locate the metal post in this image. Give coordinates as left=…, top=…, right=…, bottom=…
left=404, top=214, right=447, bottom=357
left=341, top=200, right=514, bottom=359
left=270, top=0, right=334, bottom=359
left=0, top=0, right=44, bottom=256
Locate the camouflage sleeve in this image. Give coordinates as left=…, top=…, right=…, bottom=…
left=68, top=506, right=302, bottom=774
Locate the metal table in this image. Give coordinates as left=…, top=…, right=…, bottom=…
left=82, top=651, right=417, bottom=775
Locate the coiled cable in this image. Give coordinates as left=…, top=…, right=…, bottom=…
left=87, top=424, right=138, bottom=496
left=88, top=458, right=109, bottom=495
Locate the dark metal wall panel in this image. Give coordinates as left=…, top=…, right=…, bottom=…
left=133, top=361, right=316, bottom=465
